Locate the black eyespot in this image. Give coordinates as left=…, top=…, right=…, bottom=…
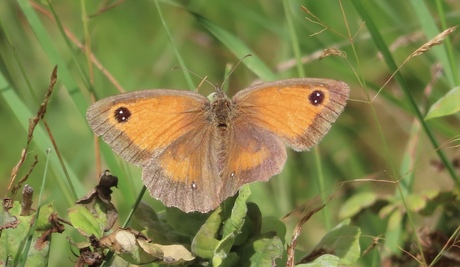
left=308, top=90, right=325, bottom=106
left=191, top=181, right=197, bottom=190
left=114, top=107, right=131, bottom=123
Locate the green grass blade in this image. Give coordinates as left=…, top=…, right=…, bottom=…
left=16, top=0, right=89, bottom=119
left=351, top=0, right=458, bottom=185
left=155, top=0, right=195, bottom=90
left=409, top=0, right=457, bottom=86
left=0, top=70, right=83, bottom=205
left=191, top=13, right=276, bottom=81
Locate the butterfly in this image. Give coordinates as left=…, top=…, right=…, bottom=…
left=87, top=78, right=349, bottom=213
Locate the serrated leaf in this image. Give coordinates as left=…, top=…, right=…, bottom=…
left=425, top=86, right=460, bottom=120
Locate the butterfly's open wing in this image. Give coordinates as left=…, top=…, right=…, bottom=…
left=143, top=125, right=221, bottom=213
left=219, top=119, right=287, bottom=198
left=218, top=78, right=349, bottom=191
left=233, top=78, right=349, bottom=151
left=87, top=90, right=221, bottom=212
left=87, top=90, right=209, bottom=166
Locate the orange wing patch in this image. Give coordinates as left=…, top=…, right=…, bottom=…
left=234, top=79, right=349, bottom=151
left=143, top=126, right=221, bottom=212
left=230, top=138, right=271, bottom=172
left=243, top=86, right=326, bottom=137
left=158, top=128, right=211, bottom=183
left=87, top=90, right=209, bottom=165
left=220, top=121, right=287, bottom=197
left=106, top=96, right=204, bottom=153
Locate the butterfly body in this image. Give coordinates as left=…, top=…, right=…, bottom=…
left=87, top=78, right=349, bottom=213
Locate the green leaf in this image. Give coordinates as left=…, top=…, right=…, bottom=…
left=165, top=206, right=210, bottom=237
left=0, top=201, right=61, bottom=267
left=297, top=254, right=340, bottom=267
left=308, top=220, right=361, bottom=265
left=138, top=241, right=195, bottom=265
left=191, top=206, right=223, bottom=259
left=213, top=186, right=252, bottom=265
left=133, top=202, right=190, bottom=244
left=425, top=86, right=460, bottom=120
left=235, top=232, right=283, bottom=266
left=379, top=201, right=398, bottom=218
left=405, top=194, right=428, bottom=212
left=68, top=204, right=107, bottom=238
left=339, top=192, right=378, bottom=219
left=234, top=202, right=262, bottom=246
left=35, top=203, right=56, bottom=231
left=261, top=216, right=286, bottom=244
left=384, top=210, right=403, bottom=254
left=222, top=185, right=251, bottom=237
left=191, top=186, right=254, bottom=263
left=213, top=236, right=240, bottom=267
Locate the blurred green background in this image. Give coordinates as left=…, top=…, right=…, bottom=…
left=1, top=0, right=459, bottom=266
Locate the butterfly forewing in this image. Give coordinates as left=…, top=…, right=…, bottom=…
left=87, top=90, right=226, bottom=212
left=87, top=90, right=209, bottom=166
left=233, top=78, right=349, bottom=151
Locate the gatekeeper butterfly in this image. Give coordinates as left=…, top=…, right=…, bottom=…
left=87, top=78, right=349, bottom=213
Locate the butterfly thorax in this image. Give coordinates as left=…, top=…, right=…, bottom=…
left=210, top=92, right=235, bottom=129
left=209, top=91, right=236, bottom=174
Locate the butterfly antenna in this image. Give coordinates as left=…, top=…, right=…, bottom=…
left=195, top=75, right=209, bottom=93
left=220, top=54, right=252, bottom=91
left=172, top=66, right=217, bottom=92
